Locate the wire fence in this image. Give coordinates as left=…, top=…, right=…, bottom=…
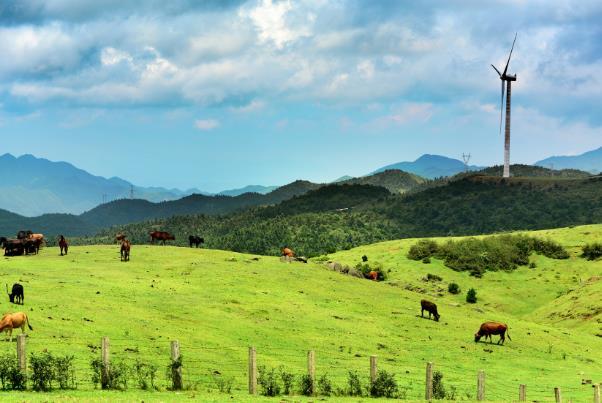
left=0, top=334, right=599, bottom=401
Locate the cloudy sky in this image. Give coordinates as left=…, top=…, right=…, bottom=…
left=1, top=0, right=601, bottom=191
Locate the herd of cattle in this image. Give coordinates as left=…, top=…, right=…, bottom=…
left=0, top=230, right=510, bottom=345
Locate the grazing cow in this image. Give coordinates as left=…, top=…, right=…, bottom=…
left=6, top=283, right=24, bottom=305
left=420, top=299, right=440, bottom=322
left=189, top=235, right=204, bottom=248
left=115, top=233, right=127, bottom=243
left=281, top=247, right=295, bottom=258
left=58, top=235, right=68, bottom=256
left=368, top=271, right=379, bottom=281
left=121, top=240, right=131, bottom=261
left=29, top=233, right=44, bottom=244
left=149, top=231, right=175, bottom=245
left=474, top=322, right=511, bottom=344
left=3, top=239, right=24, bottom=256
left=16, top=230, right=32, bottom=240
left=24, top=238, right=41, bottom=255
left=0, top=312, right=33, bottom=342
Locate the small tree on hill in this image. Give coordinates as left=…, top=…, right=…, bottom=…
left=466, top=288, right=477, bottom=304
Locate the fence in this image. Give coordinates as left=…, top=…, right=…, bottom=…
left=5, top=334, right=601, bottom=401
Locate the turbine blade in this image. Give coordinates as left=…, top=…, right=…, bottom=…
left=502, top=32, right=517, bottom=76
left=491, top=64, right=502, bottom=76
left=499, top=80, right=505, bottom=136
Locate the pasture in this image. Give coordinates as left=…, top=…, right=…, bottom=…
left=0, top=225, right=600, bottom=401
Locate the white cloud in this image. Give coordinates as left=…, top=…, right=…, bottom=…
left=194, top=118, right=220, bottom=130
left=229, top=100, right=266, bottom=113
left=375, top=103, right=434, bottom=128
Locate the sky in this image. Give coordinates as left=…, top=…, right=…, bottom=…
left=0, top=0, right=601, bottom=192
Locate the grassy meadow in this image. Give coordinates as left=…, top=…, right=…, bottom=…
left=0, top=225, right=600, bottom=401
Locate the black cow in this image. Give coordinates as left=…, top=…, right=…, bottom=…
left=24, top=239, right=41, bottom=255
left=7, top=283, right=24, bottom=304
left=189, top=235, right=204, bottom=248
left=420, top=299, right=440, bottom=322
left=17, top=230, right=32, bottom=240
left=3, top=239, right=24, bottom=256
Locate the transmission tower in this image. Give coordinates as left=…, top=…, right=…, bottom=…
left=462, top=153, right=471, bottom=172
left=130, top=185, right=134, bottom=200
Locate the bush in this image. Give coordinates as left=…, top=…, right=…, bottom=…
left=433, top=370, right=446, bottom=399
left=422, top=257, right=431, bottom=264
left=0, top=354, right=26, bottom=390
left=362, top=255, right=368, bottom=262
left=212, top=374, right=233, bottom=394
left=582, top=243, right=602, bottom=260
left=299, top=374, right=313, bottom=396
left=346, top=370, right=363, bottom=396
left=529, top=262, right=537, bottom=269
left=167, top=354, right=183, bottom=390
left=426, top=273, right=442, bottom=282
left=91, top=358, right=129, bottom=390
left=448, top=283, right=461, bottom=294
left=258, top=366, right=280, bottom=396
left=30, top=352, right=76, bottom=392
left=317, top=373, right=333, bottom=396
left=466, top=288, right=477, bottom=304
left=279, top=367, right=294, bottom=395
left=369, top=370, right=398, bottom=398
left=133, top=360, right=157, bottom=390
left=355, top=262, right=387, bottom=281
left=408, top=239, right=438, bottom=260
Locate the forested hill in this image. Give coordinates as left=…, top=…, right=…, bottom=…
left=84, top=175, right=602, bottom=257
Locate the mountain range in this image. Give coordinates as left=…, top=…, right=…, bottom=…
left=373, top=154, right=483, bottom=178
left=535, top=147, right=602, bottom=174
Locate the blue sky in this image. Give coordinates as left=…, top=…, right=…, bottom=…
left=0, top=0, right=601, bottom=191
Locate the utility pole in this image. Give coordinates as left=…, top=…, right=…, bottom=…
left=130, top=185, right=134, bottom=200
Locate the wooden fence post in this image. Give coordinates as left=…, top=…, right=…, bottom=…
left=101, top=336, right=110, bottom=389
left=307, top=350, right=315, bottom=395
left=16, top=334, right=26, bottom=376
left=554, top=387, right=562, bottom=403
left=594, top=384, right=601, bottom=403
left=477, top=370, right=485, bottom=401
left=248, top=347, right=257, bottom=395
left=425, top=362, right=433, bottom=400
left=170, top=340, right=183, bottom=390
left=370, top=355, right=377, bottom=384
left=519, top=384, right=526, bottom=401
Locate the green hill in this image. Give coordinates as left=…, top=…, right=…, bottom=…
left=0, top=225, right=600, bottom=401
left=339, top=169, right=426, bottom=194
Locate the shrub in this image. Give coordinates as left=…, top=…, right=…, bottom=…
left=369, top=370, right=398, bottom=398
left=582, top=243, right=602, bottom=261
left=167, top=354, right=183, bottom=390
left=317, top=373, right=333, bottom=396
left=53, top=355, right=77, bottom=390
left=466, top=288, right=477, bottom=304
left=279, top=367, right=294, bottom=395
left=426, top=273, right=442, bottom=282
left=529, top=262, right=537, bottom=269
left=448, top=283, right=461, bottom=294
left=355, top=262, right=387, bottom=281
left=362, top=255, right=368, bottom=262
left=408, top=239, right=438, bottom=260
left=91, top=358, right=130, bottom=390
left=346, top=370, right=363, bottom=396
left=432, top=370, right=446, bottom=399
left=212, top=374, right=233, bottom=394
left=0, top=354, right=26, bottom=390
left=299, top=374, right=313, bottom=396
left=30, top=352, right=75, bottom=391
left=133, top=360, right=157, bottom=391
left=258, top=366, right=280, bottom=397
left=422, top=257, right=431, bottom=264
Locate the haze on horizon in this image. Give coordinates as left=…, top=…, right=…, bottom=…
left=0, top=0, right=601, bottom=192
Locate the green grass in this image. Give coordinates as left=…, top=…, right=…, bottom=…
left=0, top=225, right=601, bottom=401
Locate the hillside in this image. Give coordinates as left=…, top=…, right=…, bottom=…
left=0, top=153, right=202, bottom=216
left=339, top=169, right=426, bottom=194
left=218, top=185, right=278, bottom=196
left=0, top=226, right=600, bottom=400
left=536, top=146, right=602, bottom=173
left=373, top=154, right=482, bottom=178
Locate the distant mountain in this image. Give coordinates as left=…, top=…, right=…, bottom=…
left=535, top=147, right=602, bottom=174
left=218, top=185, right=278, bottom=196
left=373, top=154, right=482, bottom=179
left=340, top=169, right=426, bottom=194
left=0, top=154, right=203, bottom=216
left=331, top=175, right=353, bottom=183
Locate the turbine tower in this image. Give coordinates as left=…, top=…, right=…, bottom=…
left=491, top=33, right=517, bottom=178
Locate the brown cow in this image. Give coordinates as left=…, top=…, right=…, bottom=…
left=58, top=235, right=68, bottom=256
left=29, top=233, right=44, bottom=244
left=474, top=322, right=511, bottom=344
left=281, top=247, right=295, bottom=258
left=120, top=240, right=131, bottom=261
left=0, top=312, right=33, bottom=341
left=115, top=233, right=127, bottom=243
left=421, top=299, right=440, bottom=322
left=149, top=231, right=175, bottom=245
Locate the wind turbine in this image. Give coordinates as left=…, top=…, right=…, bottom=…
left=491, top=33, right=517, bottom=178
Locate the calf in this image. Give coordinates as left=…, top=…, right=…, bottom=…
left=189, top=235, right=204, bottom=248
left=420, top=299, right=440, bottom=322
left=0, top=312, right=32, bottom=342
left=475, top=322, right=511, bottom=344
left=7, top=283, right=24, bottom=304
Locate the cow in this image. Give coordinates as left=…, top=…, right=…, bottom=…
left=474, top=322, right=511, bottom=344
left=6, top=283, right=24, bottom=305
left=3, top=239, right=24, bottom=256
left=368, top=271, right=379, bottom=281
left=28, top=233, right=44, bottom=244
left=58, top=235, right=68, bottom=256
left=0, top=312, right=33, bottom=342
left=189, top=235, right=204, bottom=248
left=149, top=231, right=175, bottom=245
left=115, top=233, right=127, bottom=243
left=420, top=299, right=440, bottom=322
left=121, top=240, right=131, bottom=261
left=16, top=230, right=32, bottom=240
left=281, top=247, right=295, bottom=257
left=24, top=238, right=41, bottom=255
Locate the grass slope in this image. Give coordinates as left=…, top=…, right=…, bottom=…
left=0, top=225, right=600, bottom=401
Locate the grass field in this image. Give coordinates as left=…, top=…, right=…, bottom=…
left=0, top=225, right=600, bottom=401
